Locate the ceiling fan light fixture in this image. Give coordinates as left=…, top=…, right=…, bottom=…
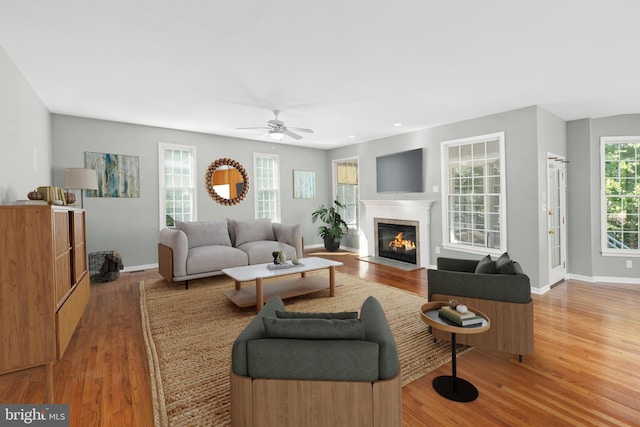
left=269, top=131, right=284, bottom=139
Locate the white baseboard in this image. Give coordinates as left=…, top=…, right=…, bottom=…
left=567, top=273, right=640, bottom=285
left=122, top=263, right=158, bottom=273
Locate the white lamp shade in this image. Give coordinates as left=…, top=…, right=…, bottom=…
left=65, top=168, right=98, bottom=190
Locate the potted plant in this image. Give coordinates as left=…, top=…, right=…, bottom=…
left=311, top=200, right=349, bottom=252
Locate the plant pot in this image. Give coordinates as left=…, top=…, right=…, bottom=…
left=323, top=235, right=341, bottom=252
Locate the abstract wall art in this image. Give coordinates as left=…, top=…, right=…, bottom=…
left=85, top=151, right=140, bottom=198
left=293, top=170, right=316, bottom=199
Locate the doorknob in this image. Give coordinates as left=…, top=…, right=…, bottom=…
left=548, top=230, right=555, bottom=235
left=548, top=210, right=554, bottom=215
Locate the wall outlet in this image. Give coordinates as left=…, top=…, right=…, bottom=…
left=433, top=185, right=439, bottom=193
left=435, top=246, right=440, bottom=254
left=626, top=260, right=633, bottom=268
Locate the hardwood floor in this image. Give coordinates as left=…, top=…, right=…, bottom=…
left=1, top=250, right=639, bottom=426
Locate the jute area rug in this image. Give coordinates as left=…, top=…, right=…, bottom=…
left=140, top=271, right=470, bottom=427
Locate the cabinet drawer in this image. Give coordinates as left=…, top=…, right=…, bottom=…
left=56, top=273, right=90, bottom=358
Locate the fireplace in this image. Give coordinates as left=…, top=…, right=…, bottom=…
left=361, top=199, right=434, bottom=269
left=375, top=218, right=419, bottom=265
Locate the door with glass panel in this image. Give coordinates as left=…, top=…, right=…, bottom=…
left=547, top=155, right=567, bottom=285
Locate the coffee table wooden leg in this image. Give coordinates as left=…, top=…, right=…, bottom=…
left=235, top=280, right=241, bottom=290
left=256, top=278, right=264, bottom=311
left=329, top=266, right=336, bottom=297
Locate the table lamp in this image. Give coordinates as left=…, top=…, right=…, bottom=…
left=65, top=168, right=98, bottom=208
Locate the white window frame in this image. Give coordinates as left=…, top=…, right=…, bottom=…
left=600, top=136, right=640, bottom=257
left=441, top=131, right=507, bottom=256
left=253, top=152, right=281, bottom=221
left=158, top=143, right=197, bottom=229
left=332, top=156, right=359, bottom=235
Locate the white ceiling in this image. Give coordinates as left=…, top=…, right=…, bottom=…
left=1, top=1, right=639, bottom=149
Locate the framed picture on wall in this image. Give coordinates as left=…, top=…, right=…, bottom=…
left=293, top=170, right=316, bottom=199
left=85, top=151, right=140, bottom=198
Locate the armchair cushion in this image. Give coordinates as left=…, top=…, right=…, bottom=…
left=234, top=219, right=275, bottom=246
left=474, top=254, right=496, bottom=274
left=263, top=317, right=365, bottom=340
left=247, top=339, right=379, bottom=381
left=275, top=310, right=358, bottom=319
left=495, top=252, right=516, bottom=274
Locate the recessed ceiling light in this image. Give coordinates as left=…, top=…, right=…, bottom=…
left=394, top=123, right=403, bottom=127
left=348, top=135, right=355, bottom=138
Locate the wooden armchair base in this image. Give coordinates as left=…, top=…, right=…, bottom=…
left=431, top=293, right=534, bottom=360
left=230, top=370, right=402, bottom=427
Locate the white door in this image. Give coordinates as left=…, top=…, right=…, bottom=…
left=547, top=155, right=567, bottom=285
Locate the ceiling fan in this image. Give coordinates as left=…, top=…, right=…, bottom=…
left=237, top=110, right=314, bottom=140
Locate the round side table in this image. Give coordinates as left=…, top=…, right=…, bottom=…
left=420, top=301, right=490, bottom=402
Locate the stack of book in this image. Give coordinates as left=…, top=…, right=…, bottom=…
left=438, top=306, right=484, bottom=327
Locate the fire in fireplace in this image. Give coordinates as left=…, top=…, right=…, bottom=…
left=375, top=219, right=419, bottom=265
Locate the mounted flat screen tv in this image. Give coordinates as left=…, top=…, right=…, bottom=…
left=376, top=148, right=424, bottom=193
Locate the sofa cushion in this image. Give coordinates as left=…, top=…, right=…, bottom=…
left=274, top=223, right=300, bottom=246
left=234, top=219, right=275, bottom=246
left=247, top=339, right=379, bottom=381
left=263, top=317, right=366, bottom=340
left=276, top=310, right=358, bottom=320
left=176, top=220, right=232, bottom=249
left=236, top=241, right=296, bottom=264
left=495, top=252, right=516, bottom=275
left=475, top=254, right=496, bottom=274
left=186, top=245, right=248, bottom=275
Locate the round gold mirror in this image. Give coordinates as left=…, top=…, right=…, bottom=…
left=205, top=158, right=250, bottom=206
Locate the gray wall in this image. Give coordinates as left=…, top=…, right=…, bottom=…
left=330, top=106, right=568, bottom=291
left=535, top=107, right=568, bottom=286
left=51, top=115, right=329, bottom=267
left=3, top=39, right=637, bottom=284
left=567, top=114, right=640, bottom=280
left=0, top=45, right=51, bottom=203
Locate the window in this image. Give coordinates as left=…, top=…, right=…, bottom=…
left=601, top=136, right=640, bottom=255
left=158, top=143, right=196, bottom=229
left=254, top=152, right=280, bottom=221
left=441, top=132, right=506, bottom=254
left=333, top=157, right=359, bottom=232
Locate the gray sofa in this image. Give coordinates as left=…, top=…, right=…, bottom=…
left=427, top=255, right=534, bottom=361
left=230, top=295, right=401, bottom=427
left=158, top=219, right=303, bottom=288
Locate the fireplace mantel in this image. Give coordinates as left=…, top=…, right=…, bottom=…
left=360, top=199, right=435, bottom=268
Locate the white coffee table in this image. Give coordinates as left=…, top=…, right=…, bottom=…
left=222, top=257, right=343, bottom=311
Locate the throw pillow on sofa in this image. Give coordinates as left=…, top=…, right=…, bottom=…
left=275, top=310, right=358, bottom=319
left=475, top=254, right=496, bottom=274
left=234, top=219, right=275, bottom=246
left=176, top=220, right=232, bottom=248
left=263, top=317, right=366, bottom=340
left=495, top=252, right=516, bottom=274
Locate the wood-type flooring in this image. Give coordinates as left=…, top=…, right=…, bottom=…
left=1, top=250, right=638, bottom=426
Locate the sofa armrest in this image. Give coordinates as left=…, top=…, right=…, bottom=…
left=360, top=296, right=399, bottom=380
left=232, top=296, right=285, bottom=376
left=427, top=268, right=532, bottom=303
left=159, top=228, right=188, bottom=278
left=272, top=223, right=303, bottom=259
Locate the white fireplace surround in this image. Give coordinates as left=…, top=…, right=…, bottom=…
left=360, top=200, right=435, bottom=268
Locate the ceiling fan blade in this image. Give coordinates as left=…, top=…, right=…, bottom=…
left=237, top=126, right=270, bottom=131
left=283, top=129, right=302, bottom=140
left=288, top=127, right=314, bottom=134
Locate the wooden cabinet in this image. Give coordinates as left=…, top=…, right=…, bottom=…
left=0, top=206, right=90, bottom=403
